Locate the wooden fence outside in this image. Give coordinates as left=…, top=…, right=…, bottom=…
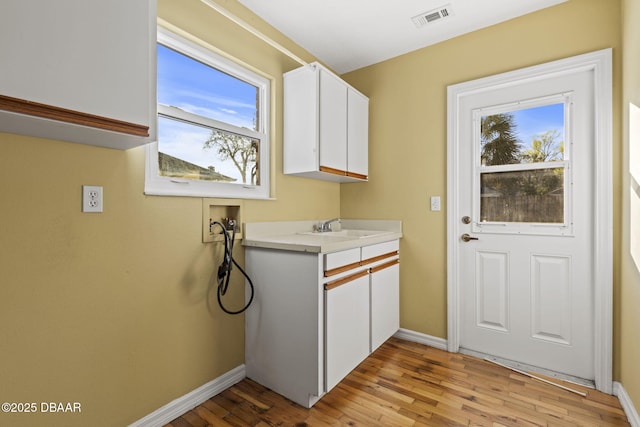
left=481, top=194, right=563, bottom=223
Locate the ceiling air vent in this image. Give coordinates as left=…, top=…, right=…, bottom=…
left=411, top=4, right=454, bottom=28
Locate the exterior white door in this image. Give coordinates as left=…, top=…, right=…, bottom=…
left=449, top=52, right=612, bottom=383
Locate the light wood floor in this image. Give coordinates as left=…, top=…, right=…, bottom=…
left=165, top=337, right=629, bottom=426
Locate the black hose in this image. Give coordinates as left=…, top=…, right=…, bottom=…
left=211, top=221, right=254, bottom=315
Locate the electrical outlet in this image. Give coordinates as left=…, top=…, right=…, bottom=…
left=82, top=185, right=103, bottom=213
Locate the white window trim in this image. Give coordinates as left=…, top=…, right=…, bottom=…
left=145, top=26, right=271, bottom=199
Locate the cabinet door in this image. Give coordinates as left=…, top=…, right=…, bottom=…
left=0, top=0, right=156, bottom=149
left=347, top=88, right=369, bottom=179
left=319, top=69, right=347, bottom=173
left=370, top=261, right=400, bottom=351
left=283, top=65, right=320, bottom=175
left=325, top=272, right=369, bottom=391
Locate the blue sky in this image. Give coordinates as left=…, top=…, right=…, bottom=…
left=157, top=44, right=258, bottom=178
left=510, top=102, right=565, bottom=151
left=157, top=44, right=257, bottom=128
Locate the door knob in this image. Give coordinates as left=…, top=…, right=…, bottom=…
left=461, top=233, right=479, bottom=242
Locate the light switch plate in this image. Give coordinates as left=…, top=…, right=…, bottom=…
left=430, top=196, right=441, bottom=211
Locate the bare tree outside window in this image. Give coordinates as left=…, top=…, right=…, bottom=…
left=203, top=130, right=259, bottom=185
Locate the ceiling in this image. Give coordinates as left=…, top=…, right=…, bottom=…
left=237, top=0, right=568, bottom=74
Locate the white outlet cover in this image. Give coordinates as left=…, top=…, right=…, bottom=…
left=82, top=185, right=103, bottom=213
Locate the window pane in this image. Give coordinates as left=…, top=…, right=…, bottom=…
left=480, top=168, right=564, bottom=223
left=158, top=116, right=259, bottom=185
left=481, top=103, right=564, bottom=166
left=157, top=44, right=258, bottom=131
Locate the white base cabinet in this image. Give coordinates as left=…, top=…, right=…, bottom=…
left=245, top=239, right=399, bottom=408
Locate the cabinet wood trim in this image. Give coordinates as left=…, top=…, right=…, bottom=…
left=0, top=94, right=150, bottom=137
left=324, top=260, right=362, bottom=277
left=325, top=269, right=369, bottom=291
left=346, top=171, right=367, bottom=180
left=319, top=166, right=347, bottom=176
left=361, top=251, right=399, bottom=267
left=370, top=258, right=399, bottom=274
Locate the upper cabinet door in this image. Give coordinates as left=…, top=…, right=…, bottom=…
left=319, top=69, right=348, bottom=173
left=283, top=62, right=368, bottom=182
left=0, top=0, right=157, bottom=150
left=347, top=88, right=369, bottom=179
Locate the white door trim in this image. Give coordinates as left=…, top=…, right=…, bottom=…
left=446, top=49, right=613, bottom=393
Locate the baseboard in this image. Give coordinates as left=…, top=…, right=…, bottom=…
left=615, top=381, right=640, bottom=427
left=128, top=364, right=246, bottom=427
left=394, top=328, right=448, bottom=351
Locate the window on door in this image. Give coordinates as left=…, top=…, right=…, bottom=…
left=473, top=95, right=572, bottom=235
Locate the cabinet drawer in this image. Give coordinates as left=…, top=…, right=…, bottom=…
left=324, top=248, right=360, bottom=275
left=361, top=240, right=399, bottom=263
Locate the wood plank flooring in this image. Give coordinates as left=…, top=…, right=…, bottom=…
left=165, top=337, right=629, bottom=426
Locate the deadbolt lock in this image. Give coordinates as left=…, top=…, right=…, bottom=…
left=461, top=216, right=471, bottom=224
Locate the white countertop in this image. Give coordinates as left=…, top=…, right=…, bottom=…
left=242, top=219, right=402, bottom=253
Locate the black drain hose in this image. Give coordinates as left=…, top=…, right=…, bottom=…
left=211, top=220, right=254, bottom=315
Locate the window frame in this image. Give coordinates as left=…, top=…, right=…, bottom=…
left=145, top=26, right=271, bottom=199
left=471, top=93, right=573, bottom=236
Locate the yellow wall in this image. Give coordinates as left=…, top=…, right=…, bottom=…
left=0, top=1, right=337, bottom=425
left=620, top=0, right=640, bottom=412
left=341, top=0, right=622, bottom=367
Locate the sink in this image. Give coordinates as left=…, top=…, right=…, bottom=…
left=298, top=229, right=392, bottom=238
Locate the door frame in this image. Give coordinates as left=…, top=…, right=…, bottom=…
left=446, top=49, right=613, bottom=393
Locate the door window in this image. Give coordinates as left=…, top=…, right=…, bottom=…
left=473, top=95, right=572, bottom=235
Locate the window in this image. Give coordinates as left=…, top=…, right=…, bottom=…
left=145, top=27, right=270, bottom=199
left=473, top=95, right=572, bottom=235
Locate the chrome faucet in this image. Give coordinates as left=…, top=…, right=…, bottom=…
left=316, top=218, right=340, bottom=232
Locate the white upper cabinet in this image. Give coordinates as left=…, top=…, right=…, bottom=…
left=283, top=62, right=369, bottom=182
left=0, top=0, right=157, bottom=150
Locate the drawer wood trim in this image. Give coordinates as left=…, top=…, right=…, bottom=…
left=324, top=260, right=362, bottom=277
left=361, top=251, right=399, bottom=267
left=325, top=269, right=369, bottom=291
left=0, top=94, right=150, bottom=137
left=370, top=258, right=399, bottom=274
